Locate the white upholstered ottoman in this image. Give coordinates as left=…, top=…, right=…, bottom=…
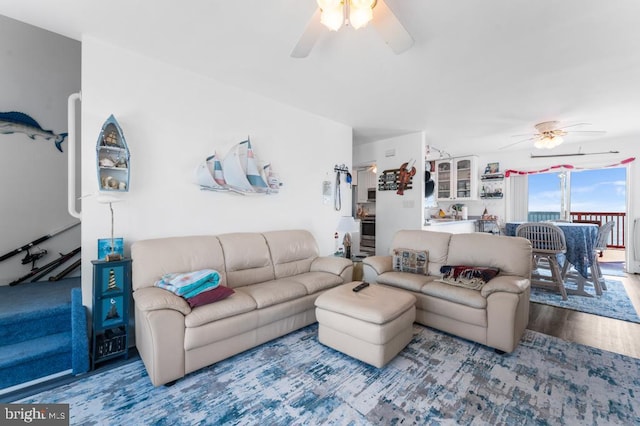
left=314, top=282, right=416, bottom=368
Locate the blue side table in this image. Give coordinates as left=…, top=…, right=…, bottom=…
left=91, top=258, right=131, bottom=369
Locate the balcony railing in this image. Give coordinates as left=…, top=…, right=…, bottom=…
left=527, top=211, right=626, bottom=249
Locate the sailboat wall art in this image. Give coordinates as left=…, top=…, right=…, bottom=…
left=195, top=137, right=282, bottom=195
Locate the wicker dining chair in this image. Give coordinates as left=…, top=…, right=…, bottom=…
left=592, top=221, right=616, bottom=291
left=515, top=222, right=568, bottom=300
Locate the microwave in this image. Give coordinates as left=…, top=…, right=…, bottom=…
left=367, top=188, right=376, bottom=202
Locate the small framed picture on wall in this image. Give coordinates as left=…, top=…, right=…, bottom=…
left=485, top=162, right=499, bottom=174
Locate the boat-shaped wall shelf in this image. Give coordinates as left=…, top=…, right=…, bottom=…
left=96, top=115, right=130, bottom=192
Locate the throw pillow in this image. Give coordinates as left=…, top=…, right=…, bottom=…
left=438, top=265, right=499, bottom=290
left=393, top=248, right=428, bottom=275
left=186, top=286, right=235, bottom=308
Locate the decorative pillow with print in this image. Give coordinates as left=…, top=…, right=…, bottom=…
left=393, top=248, right=428, bottom=275
left=438, top=265, right=499, bottom=290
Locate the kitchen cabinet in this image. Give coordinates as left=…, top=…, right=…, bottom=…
left=436, top=156, right=477, bottom=201
left=356, top=170, right=377, bottom=203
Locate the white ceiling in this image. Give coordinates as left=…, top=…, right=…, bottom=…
left=2, top=0, right=639, bottom=155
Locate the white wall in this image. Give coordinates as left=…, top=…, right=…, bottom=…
left=79, top=37, right=353, bottom=304
left=354, top=132, right=425, bottom=255
left=0, top=16, right=81, bottom=285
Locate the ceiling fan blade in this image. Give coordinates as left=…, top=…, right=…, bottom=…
left=510, top=133, right=537, bottom=138
left=567, top=130, right=607, bottom=134
left=499, top=136, right=537, bottom=150
left=371, top=0, right=414, bottom=54
left=556, top=122, right=591, bottom=130
left=290, top=9, right=324, bottom=59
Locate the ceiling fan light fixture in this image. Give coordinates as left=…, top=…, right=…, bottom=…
left=351, top=0, right=376, bottom=8
left=317, top=0, right=342, bottom=9
left=534, top=135, right=563, bottom=149
left=317, top=0, right=376, bottom=31
left=349, top=5, right=373, bottom=29
left=319, top=5, right=345, bottom=31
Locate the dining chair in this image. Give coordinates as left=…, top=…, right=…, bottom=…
left=516, top=222, right=568, bottom=300
left=592, top=221, right=616, bottom=291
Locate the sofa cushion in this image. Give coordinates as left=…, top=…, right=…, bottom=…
left=389, top=230, right=451, bottom=276
left=376, top=271, right=434, bottom=292
left=263, top=230, right=318, bottom=279
left=238, top=279, right=308, bottom=309
left=437, top=265, right=499, bottom=290
left=185, top=291, right=257, bottom=327
left=447, top=233, right=532, bottom=279
left=393, top=248, right=428, bottom=275
left=290, top=271, right=343, bottom=294
left=132, top=236, right=226, bottom=291
left=186, top=286, right=235, bottom=308
left=217, top=233, right=275, bottom=288
left=421, top=281, right=488, bottom=309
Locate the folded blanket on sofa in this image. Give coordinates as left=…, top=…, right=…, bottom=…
left=154, top=269, right=220, bottom=298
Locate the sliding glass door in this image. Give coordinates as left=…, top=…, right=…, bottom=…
left=529, top=168, right=626, bottom=220
left=528, top=167, right=627, bottom=249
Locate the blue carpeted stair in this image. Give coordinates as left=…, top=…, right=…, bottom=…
left=0, top=278, right=89, bottom=390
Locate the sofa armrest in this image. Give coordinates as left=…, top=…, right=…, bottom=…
left=133, top=287, right=192, bottom=315
left=311, top=256, right=353, bottom=277
left=362, top=256, right=393, bottom=275
left=480, top=275, right=530, bottom=297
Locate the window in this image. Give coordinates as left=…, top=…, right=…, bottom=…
left=528, top=167, right=626, bottom=221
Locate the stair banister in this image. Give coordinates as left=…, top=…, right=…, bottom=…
left=67, top=92, right=82, bottom=219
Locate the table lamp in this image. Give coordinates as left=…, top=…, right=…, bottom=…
left=97, top=195, right=123, bottom=261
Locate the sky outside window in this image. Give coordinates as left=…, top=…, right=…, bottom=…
left=528, top=167, right=626, bottom=213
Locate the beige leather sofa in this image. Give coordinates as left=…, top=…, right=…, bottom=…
left=131, top=230, right=353, bottom=386
left=362, top=230, right=532, bottom=353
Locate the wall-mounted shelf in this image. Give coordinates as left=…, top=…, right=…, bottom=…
left=480, top=173, right=504, bottom=181
left=480, top=173, right=504, bottom=199
left=97, top=115, right=130, bottom=192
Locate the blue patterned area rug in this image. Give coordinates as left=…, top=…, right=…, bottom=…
left=599, top=262, right=626, bottom=277
left=15, top=324, right=640, bottom=425
left=531, top=279, right=640, bottom=324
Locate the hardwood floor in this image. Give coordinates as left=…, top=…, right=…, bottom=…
left=527, top=256, right=640, bottom=359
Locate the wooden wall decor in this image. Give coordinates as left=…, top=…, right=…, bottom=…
left=377, top=169, right=413, bottom=191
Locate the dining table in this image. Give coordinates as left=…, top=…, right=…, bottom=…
left=505, top=221, right=601, bottom=296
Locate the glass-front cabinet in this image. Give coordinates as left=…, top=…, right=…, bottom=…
left=436, top=156, right=478, bottom=201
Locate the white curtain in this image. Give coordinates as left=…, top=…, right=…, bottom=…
left=506, top=175, right=528, bottom=222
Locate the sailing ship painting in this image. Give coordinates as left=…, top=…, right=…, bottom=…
left=195, top=138, right=282, bottom=194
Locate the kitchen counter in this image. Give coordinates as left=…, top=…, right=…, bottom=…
left=423, top=219, right=476, bottom=234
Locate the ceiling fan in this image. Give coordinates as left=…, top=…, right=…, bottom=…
left=291, top=0, right=414, bottom=58
left=500, top=121, right=607, bottom=150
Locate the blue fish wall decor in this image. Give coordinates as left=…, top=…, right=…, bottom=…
left=0, top=111, right=68, bottom=152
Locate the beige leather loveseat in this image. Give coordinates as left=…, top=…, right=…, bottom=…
left=363, top=230, right=532, bottom=353
left=131, top=230, right=353, bottom=386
